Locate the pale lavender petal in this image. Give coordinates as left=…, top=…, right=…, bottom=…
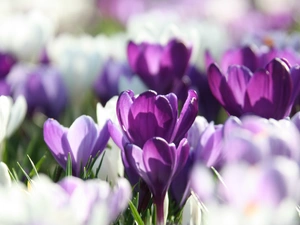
left=59, top=176, right=83, bottom=196
left=43, top=118, right=69, bottom=170
left=117, top=90, right=135, bottom=141
left=67, top=115, right=98, bottom=176
left=91, top=121, right=110, bottom=157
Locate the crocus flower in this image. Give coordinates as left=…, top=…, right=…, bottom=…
left=207, top=58, right=300, bottom=119
left=0, top=52, right=16, bottom=79
left=59, top=176, right=131, bottom=224
left=109, top=89, right=198, bottom=185
left=43, top=115, right=110, bottom=176
left=7, top=64, right=68, bottom=119
left=0, top=162, right=11, bottom=187
left=125, top=137, right=189, bottom=225
left=0, top=95, right=27, bottom=144
left=223, top=115, right=300, bottom=164
left=127, top=39, right=192, bottom=99
left=94, top=58, right=147, bottom=105
left=187, top=65, right=221, bottom=121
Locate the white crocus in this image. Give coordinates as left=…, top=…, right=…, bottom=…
left=94, top=96, right=124, bottom=185
left=0, top=95, right=27, bottom=143
left=47, top=34, right=103, bottom=105
left=182, top=194, right=202, bottom=225
left=0, top=11, right=55, bottom=62
left=127, top=10, right=229, bottom=70
left=0, top=162, right=11, bottom=187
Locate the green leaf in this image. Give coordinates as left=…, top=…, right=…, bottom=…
left=129, top=200, right=144, bottom=225
left=17, top=162, right=31, bottom=184
left=66, top=153, right=72, bottom=176
left=28, top=155, right=46, bottom=177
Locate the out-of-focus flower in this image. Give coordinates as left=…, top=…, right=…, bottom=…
left=0, top=52, right=16, bottom=79
left=127, top=39, right=192, bottom=99
left=223, top=115, right=300, bottom=164
left=200, top=158, right=300, bottom=225
left=0, top=11, right=55, bottom=62
left=43, top=115, right=110, bottom=176
left=208, top=58, right=300, bottom=119
left=94, top=58, right=147, bottom=105
left=127, top=11, right=230, bottom=70
left=205, top=45, right=300, bottom=73
left=47, top=34, right=102, bottom=104
left=187, top=66, right=221, bottom=121
left=7, top=64, right=68, bottom=119
left=0, top=174, right=130, bottom=225
left=58, top=176, right=131, bottom=224
left=0, top=162, right=11, bottom=187
left=0, top=95, right=27, bottom=143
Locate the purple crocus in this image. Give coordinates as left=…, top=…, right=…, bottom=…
left=127, top=39, right=192, bottom=99
left=108, top=89, right=198, bottom=217
left=207, top=58, right=300, bottom=119
left=125, top=137, right=189, bottom=225
left=0, top=52, right=16, bottom=79
left=94, top=58, right=134, bottom=104
left=43, top=115, right=110, bottom=176
left=187, top=65, right=221, bottom=121
left=7, top=64, right=68, bottom=119
left=109, top=89, right=198, bottom=182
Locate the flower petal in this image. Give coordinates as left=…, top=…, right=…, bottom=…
left=6, top=95, right=27, bottom=138
left=67, top=115, right=98, bottom=176
left=143, top=137, right=176, bottom=196
left=43, top=118, right=69, bottom=170
left=172, top=89, right=198, bottom=144
left=128, top=91, right=175, bottom=146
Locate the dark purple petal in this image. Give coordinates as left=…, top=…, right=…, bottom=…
left=171, top=90, right=198, bottom=144
left=174, top=138, right=190, bottom=176
left=67, top=115, right=98, bottom=176
left=160, top=39, right=192, bottom=79
left=207, top=63, right=226, bottom=106
left=245, top=58, right=292, bottom=119
left=0, top=52, right=16, bottom=79
left=221, top=46, right=258, bottom=72
left=43, top=119, right=69, bottom=170
left=142, top=137, right=176, bottom=197
left=226, top=65, right=252, bottom=106
left=128, top=91, right=175, bottom=146
left=289, top=65, right=300, bottom=111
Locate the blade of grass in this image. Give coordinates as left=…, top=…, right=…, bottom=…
left=129, top=200, right=144, bottom=225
